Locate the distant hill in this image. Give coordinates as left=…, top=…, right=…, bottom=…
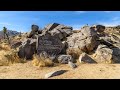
left=0, top=30, right=20, bottom=39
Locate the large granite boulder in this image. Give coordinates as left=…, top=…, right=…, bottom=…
left=27, top=24, right=39, bottom=38
left=96, top=25, right=105, bottom=33
left=93, top=45, right=113, bottom=63
left=66, top=26, right=98, bottom=58
left=112, top=47, right=120, bottom=63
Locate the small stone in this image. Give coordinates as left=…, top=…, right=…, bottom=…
left=58, top=55, right=74, bottom=64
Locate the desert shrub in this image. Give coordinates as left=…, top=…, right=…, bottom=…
left=32, top=54, right=54, bottom=67
left=66, top=48, right=82, bottom=59
left=0, top=43, right=11, bottom=51
left=0, top=49, right=26, bottom=66
left=73, top=30, right=81, bottom=33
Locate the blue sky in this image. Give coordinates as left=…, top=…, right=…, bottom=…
left=0, top=11, right=120, bottom=32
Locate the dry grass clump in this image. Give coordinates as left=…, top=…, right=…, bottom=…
left=32, top=54, right=54, bottom=67
left=66, top=48, right=82, bottom=59
left=0, top=35, right=27, bottom=66
left=73, top=30, right=81, bottom=33
left=14, top=35, right=22, bottom=40
left=0, top=49, right=26, bottom=66
left=5, top=49, right=26, bottom=64
left=0, top=42, right=11, bottom=51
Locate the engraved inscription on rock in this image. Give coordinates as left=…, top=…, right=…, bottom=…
left=37, top=33, right=63, bottom=55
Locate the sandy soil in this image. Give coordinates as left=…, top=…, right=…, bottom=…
left=0, top=61, right=120, bottom=79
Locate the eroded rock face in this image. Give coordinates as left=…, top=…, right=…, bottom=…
left=66, top=26, right=98, bottom=58
left=11, top=41, right=22, bottom=49
left=18, top=39, right=37, bottom=60
left=37, top=33, right=64, bottom=56
left=112, top=48, right=120, bottom=63
left=98, top=33, right=120, bottom=48
left=80, top=26, right=97, bottom=37
left=92, top=32, right=120, bottom=63
left=93, top=45, right=113, bottom=63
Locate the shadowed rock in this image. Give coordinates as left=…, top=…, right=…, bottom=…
left=96, top=25, right=105, bottom=33
left=68, top=61, right=77, bottom=69
left=27, top=25, right=39, bottom=38
left=11, top=41, right=22, bottom=49
left=79, top=53, right=97, bottom=63
left=18, top=39, right=36, bottom=60
left=45, top=70, right=68, bottom=78
left=37, top=32, right=64, bottom=56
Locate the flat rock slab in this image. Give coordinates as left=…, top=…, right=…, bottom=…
left=44, top=23, right=60, bottom=31
left=37, top=33, right=64, bottom=56
left=45, top=70, right=67, bottom=79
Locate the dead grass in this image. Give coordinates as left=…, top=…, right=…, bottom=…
left=32, top=54, right=54, bottom=67
left=0, top=49, right=26, bottom=66
left=0, top=43, right=11, bottom=51
left=73, top=30, right=81, bottom=33
left=0, top=37, right=27, bottom=66
left=66, top=48, right=82, bottom=59
left=5, top=49, right=26, bottom=64
left=14, top=35, right=22, bottom=40
left=0, top=62, right=120, bottom=79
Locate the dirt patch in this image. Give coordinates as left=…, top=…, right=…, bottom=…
left=0, top=61, right=120, bottom=79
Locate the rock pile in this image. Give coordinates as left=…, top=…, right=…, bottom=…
left=17, top=23, right=73, bottom=61
left=16, top=23, right=120, bottom=64
left=66, top=26, right=99, bottom=59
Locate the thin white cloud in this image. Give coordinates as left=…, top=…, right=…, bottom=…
left=75, top=11, right=86, bottom=13
left=104, top=11, right=113, bottom=13
left=98, top=16, right=120, bottom=26
left=0, top=22, right=20, bottom=27
left=103, top=11, right=120, bottom=13
left=112, top=17, right=120, bottom=21
left=0, top=22, right=12, bottom=26
left=100, top=23, right=117, bottom=27
left=98, top=20, right=120, bottom=27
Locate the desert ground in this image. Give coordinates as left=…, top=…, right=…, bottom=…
left=0, top=61, right=120, bottom=79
